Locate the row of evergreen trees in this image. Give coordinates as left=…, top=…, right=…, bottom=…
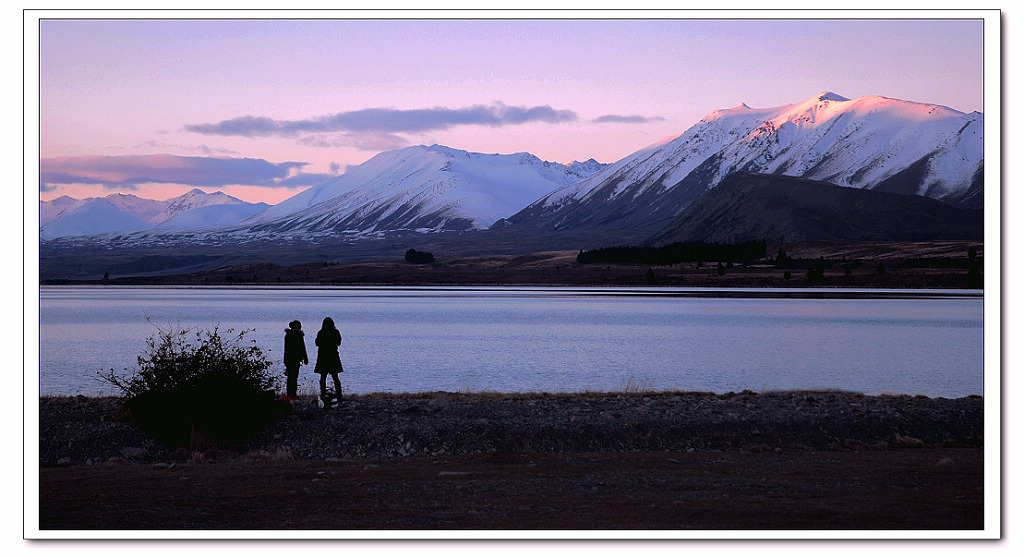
left=577, top=240, right=768, bottom=266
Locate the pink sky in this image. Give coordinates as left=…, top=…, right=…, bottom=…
left=35, top=14, right=987, bottom=205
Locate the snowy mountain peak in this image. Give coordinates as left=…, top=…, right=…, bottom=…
left=566, top=158, right=605, bottom=174
left=507, top=91, right=983, bottom=233
left=151, top=189, right=249, bottom=225
left=169, top=188, right=241, bottom=204
left=422, top=144, right=468, bottom=158
left=40, top=188, right=266, bottom=240
left=242, top=144, right=608, bottom=236
left=776, top=92, right=856, bottom=122
left=39, top=197, right=152, bottom=240
left=815, top=91, right=850, bottom=102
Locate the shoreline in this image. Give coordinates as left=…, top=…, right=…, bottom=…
left=38, top=389, right=984, bottom=465
left=40, top=241, right=984, bottom=289
left=39, top=282, right=984, bottom=298
left=35, top=390, right=987, bottom=531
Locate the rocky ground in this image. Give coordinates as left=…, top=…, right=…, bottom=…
left=36, top=391, right=987, bottom=532
left=39, top=390, right=984, bottom=464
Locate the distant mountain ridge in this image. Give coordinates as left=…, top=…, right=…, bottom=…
left=506, top=92, right=983, bottom=235
left=237, top=144, right=608, bottom=238
left=39, top=92, right=984, bottom=256
left=39, top=197, right=155, bottom=240
left=39, top=189, right=267, bottom=240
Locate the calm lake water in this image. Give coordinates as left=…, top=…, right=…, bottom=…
left=36, top=286, right=984, bottom=398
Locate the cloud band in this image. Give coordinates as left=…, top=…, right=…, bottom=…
left=185, top=103, right=579, bottom=138
left=39, top=154, right=310, bottom=189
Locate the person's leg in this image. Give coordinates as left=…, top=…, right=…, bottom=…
left=331, top=371, right=342, bottom=398
left=286, top=363, right=299, bottom=397
left=319, top=373, right=328, bottom=398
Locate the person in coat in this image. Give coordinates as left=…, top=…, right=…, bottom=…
left=314, top=316, right=344, bottom=403
left=283, top=320, right=308, bottom=399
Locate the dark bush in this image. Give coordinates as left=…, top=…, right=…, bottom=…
left=100, top=326, right=286, bottom=450
left=405, top=248, right=435, bottom=264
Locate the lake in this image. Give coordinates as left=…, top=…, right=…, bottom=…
left=36, top=286, right=984, bottom=398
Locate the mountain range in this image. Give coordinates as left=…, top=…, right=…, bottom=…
left=239, top=145, right=607, bottom=239
left=504, top=92, right=982, bottom=236
left=39, top=148, right=607, bottom=243
left=39, top=189, right=268, bottom=240
left=40, top=92, right=984, bottom=258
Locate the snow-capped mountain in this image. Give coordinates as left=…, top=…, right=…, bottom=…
left=240, top=144, right=607, bottom=236
left=149, top=189, right=257, bottom=225
left=39, top=197, right=154, bottom=240
left=152, top=201, right=270, bottom=230
left=40, top=193, right=162, bottom=227
left=39, top=195, right=87, bottom=225
left=40, top=189, right=266, bottom=240
left=40, top=92, right=984, bottom=252
left=507, top=92, right=983, bottom=234
left=103, top=193, right=168, bottom=223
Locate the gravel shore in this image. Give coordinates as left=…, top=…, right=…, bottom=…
left=38, top=390, right=983, bottom=465
left=35, top=391, right=986, bottom=531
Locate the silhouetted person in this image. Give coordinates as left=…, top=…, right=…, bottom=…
left=283, top=320, right=308, bottom=399
left=314, top=316, right=344, bottom=405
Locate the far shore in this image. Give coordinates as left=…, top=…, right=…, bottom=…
left=38, top=387, right=982, bottom=402
left=40, top=241, right=984, bottom=289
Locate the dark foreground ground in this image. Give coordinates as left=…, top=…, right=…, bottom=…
left=36, top=391, right=986, bottom=533
left=40, top=448, right=983, bottom=532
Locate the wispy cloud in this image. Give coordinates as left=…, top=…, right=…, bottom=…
left=184, top=103, right=580, bottom=138
left=297, top=132, right=411, bottom=152
left=39, top=154, right=307, bottom=190
left=592, top=114, right=667, bottom=124
left=131, top=140, right=242, bottom=157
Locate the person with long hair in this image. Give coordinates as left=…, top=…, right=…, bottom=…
left=314, top=316, right=344, bottom=406
left=282, top=319, right=308, bottom=399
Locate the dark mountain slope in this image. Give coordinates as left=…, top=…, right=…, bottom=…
left=645, top=172, right=984, bottom=246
